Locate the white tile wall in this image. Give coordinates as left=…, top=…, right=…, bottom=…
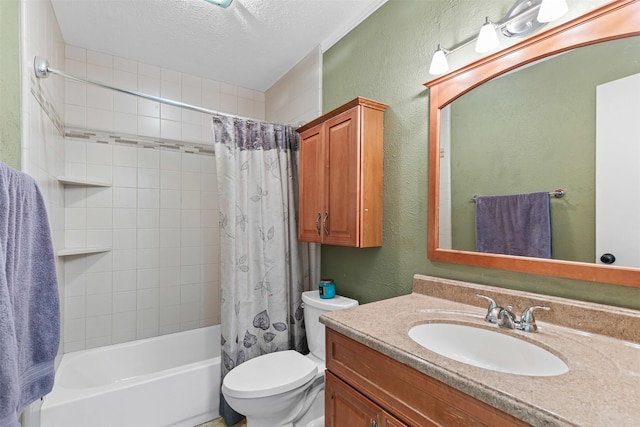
left=59, top=45, right=265, bottom=351
left=64, top=45, right=266, bottom=144
left=63, top=141, right=220, bottom=351
left=19, top=0, right=66, bottom=356
left=17, top=15, right=319, bottom=356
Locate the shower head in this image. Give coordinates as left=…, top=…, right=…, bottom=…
left=204, top=0, right=233, bottom=8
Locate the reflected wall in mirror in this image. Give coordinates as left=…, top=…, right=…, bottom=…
left=425, top=0, right=640, bottom=287
left=439, top=36, right=640, bottom=267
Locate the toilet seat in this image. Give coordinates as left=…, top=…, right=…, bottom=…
left=222, top=350, right=317, bottom=399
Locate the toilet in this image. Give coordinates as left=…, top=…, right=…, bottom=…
left=221, top=290, right=358, bottom=427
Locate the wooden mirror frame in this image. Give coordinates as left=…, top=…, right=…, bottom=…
left=424, top=0, right=640, bottom=288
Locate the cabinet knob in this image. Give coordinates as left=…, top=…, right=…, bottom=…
left=323, top=211, right=329, bottom=236
left=315, top=212, right=321, bottom=236
left=371, top=421, right=377, bottom=427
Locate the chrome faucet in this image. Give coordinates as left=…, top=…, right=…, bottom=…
left=498, top=305, right=518, bottom=329
left=518, top=305, right=550, bottom=332
left=498, top=305, right=550, bottom=332
left=476, top=294, right=501, bottom=324
left=477, top=294, right=549, bottom=332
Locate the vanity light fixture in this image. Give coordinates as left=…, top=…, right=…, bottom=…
left=475, top=18, right=500, bottom=53
left=428, top=45, right=449, bottom=75
left=204, top=0, right=233, bottom=8
left=537, top=0, right=569, bottom=22
left=428, top=0, right=568, bottom=75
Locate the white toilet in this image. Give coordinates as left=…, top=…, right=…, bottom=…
left=221, top=290, right=358, bottom=427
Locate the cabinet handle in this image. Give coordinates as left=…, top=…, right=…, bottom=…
left=315, top=212, right=321, bottom=236
left=371, top=421, right=377, bottom=427
left=323, top=211, right=329, bottom=236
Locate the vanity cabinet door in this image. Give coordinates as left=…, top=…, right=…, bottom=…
left=326, top=371, right=408, bottom=427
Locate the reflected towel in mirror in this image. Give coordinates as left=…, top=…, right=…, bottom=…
left=475, top=192, right=551, bottom=258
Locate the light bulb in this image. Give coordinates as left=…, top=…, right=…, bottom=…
left=475, top=18, right=499, bottom=53
left=429, top=47, right=449, bottom=75
left=537, top=0, right=568, bottom=23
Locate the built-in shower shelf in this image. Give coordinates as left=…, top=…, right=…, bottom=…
left=57, top=246, right=112, bottom=257
left=57, top=176, right=111, bottom=187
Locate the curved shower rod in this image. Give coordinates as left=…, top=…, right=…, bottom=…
left=33, top=56, right=257, bottom=122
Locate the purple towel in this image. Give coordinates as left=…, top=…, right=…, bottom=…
left=0, top=163, right=60, bottom=427
left=475, top=192, right=552, bottom=258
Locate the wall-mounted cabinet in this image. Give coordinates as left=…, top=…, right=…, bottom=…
left=296, top=97, right=387, bottom=247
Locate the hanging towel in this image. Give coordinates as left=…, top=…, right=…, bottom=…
left=475, top=192, right=552, bottom=258
left=0, top=163, right=60, bottom=427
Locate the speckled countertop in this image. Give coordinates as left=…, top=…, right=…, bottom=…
left=320, top=275, right=640, bottom=427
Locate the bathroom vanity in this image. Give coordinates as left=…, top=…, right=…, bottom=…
left=321, top=275, right=640, bottom=426
left=325, top=330, right=528, bottom=426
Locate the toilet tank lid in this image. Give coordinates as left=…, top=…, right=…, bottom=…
left=302, top=291, right=358, bottom=310
left=222, top=350, right=317, bottom=399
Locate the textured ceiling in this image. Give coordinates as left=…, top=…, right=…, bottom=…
left=50, top=0, right=387, bottom=91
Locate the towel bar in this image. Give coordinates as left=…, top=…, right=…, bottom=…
left=471, top=189, right=565, bottom=202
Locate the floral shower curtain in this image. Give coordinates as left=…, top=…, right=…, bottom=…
left=213, top=116, right=319, bottom=425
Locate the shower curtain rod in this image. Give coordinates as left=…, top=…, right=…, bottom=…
left=33, top=56, right=259, bottom=123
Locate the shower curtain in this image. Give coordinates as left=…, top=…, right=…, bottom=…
left=212, top=116, right=319, bottom=425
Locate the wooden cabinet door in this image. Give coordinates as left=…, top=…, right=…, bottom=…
left=326, top=371, right=384, bottom=427
left=326, top=371, right=408, bottom=427
left=298, top=124, right=324, bottom=243
left=323, top=107, right=360, bottom=246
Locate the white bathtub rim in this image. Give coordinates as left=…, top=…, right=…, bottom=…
left=43, top=325, right=220, bottom=408
left=55, top=344, right=218, bottom=390
left=43, top=355, right=220, bottom=408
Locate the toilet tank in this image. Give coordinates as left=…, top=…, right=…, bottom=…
left=302, top=291, right=358, bottom=361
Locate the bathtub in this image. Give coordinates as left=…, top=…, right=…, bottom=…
left=40, top=325, right=221, bottom=427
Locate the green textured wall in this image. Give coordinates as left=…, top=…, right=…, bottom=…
left=321, top=0, right=640, bottom=310
left=0, top=0, right=21, bottom=169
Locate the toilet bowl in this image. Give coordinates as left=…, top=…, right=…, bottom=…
left=221, top=291, right=358, bottom=427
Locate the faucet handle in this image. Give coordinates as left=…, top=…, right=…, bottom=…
left=498, top=305, right=517, bottom=329
left=519, top=306, right=550, bottom=332
left=476, top=294, right=501, bottom=324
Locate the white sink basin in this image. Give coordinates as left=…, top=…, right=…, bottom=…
left=408, top=323, right=568, bottom=376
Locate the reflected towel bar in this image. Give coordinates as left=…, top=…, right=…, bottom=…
left=471, top=189, right=565, bottom=203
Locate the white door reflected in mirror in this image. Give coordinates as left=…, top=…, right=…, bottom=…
left=596, top=72, right=640, bottom=268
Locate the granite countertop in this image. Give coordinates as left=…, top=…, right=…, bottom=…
left=320, top=275, right=640, bottom=427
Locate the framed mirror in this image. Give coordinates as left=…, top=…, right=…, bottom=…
left=425, top=0, right=640, bottom=288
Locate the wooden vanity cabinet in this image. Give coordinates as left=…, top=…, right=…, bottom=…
left=296, top=97, right=387, bottom=247
left=325, top=328, right=531, bottom=427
